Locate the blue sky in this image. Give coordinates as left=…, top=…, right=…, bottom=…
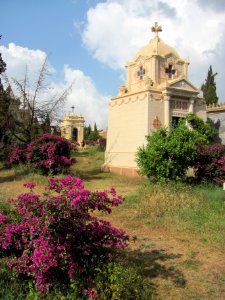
left=1, top=0, right=225, bottom=129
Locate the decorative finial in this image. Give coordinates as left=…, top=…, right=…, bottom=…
left=151, top=22, right=162, bottom=37
left=71, top=106, right=75, bottom=113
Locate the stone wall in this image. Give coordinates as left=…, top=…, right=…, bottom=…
left=207, top=104, right=225, bottom=144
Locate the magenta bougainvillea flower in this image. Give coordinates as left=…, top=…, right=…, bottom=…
left=0, top=176, right=128, bottom=296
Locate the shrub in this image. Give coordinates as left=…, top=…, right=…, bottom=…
left=0, top=142, right=7, bottom=161
left=136, top=120, right=207, bottom=181
left=6, top=145, right=27, bottom=165
left=194, top=143, right=225, bottom=184
left=94, top=261, right=152, bottom=299
left=98, top=137, right=106, bottom=151
left=0, top=176, right=128, bottom=295
left=186, top=113, right=216, bottom=143
left=26, top=134, right=72, bottom=174
left=87, top=131, right=99, bottom=141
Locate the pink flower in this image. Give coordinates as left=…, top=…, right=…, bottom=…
left=0, top=214, right=7, bottom=224
left=24, top=182, right=36, bottom=189
left=84, top=289, right=97, bottom=300
left=0, top=176, right=128, bottom=294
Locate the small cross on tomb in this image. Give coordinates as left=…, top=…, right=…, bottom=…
left=138, top=66, right=145, bottom=80
left=165, top=64, right=176, bottom=78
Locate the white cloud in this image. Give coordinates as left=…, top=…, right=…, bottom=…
left=60, top=65, right=110, bottom=129
left=0, top=43, right=110, bottom=129
left=82, top=0, right=225, bottom=100
left=0, top=43, right=51, bottom=82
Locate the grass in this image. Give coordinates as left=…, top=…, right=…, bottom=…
left=0, top=146, right=225, bottom=299
left=122, top=181, right=225, bottom=249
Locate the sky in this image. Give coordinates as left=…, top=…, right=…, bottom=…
left=1, top=0, right=225, bottom=129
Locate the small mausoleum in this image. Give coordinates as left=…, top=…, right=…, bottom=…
left=104, top=22, right=206, bottom=176
left=61, top=107, right=84, bottom=144
left=207, top=104, right=225, bottom=144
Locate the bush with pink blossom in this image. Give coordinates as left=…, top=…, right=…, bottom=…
left=6, top=134, right=72, bottom=174
left=6, top=144, right=27, bottom=165
left=194, top=143, right=225, bottom=184
left=0, top=176, right=128, bottom=296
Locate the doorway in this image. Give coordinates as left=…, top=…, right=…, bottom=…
left=72, top=128, right=78, bottom=141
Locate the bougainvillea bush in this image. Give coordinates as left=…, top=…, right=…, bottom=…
left=7, top=134, right=72, bottom=174
left=0, top=176, right=128, bottom=296
left=6, top=144, right=27, bottom=165
left=194, top=143, right=225, bottom=184
left=26, top=134, right=72, bottom=174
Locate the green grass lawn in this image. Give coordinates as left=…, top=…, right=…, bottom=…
left=0, top=146, right=225, bottom=299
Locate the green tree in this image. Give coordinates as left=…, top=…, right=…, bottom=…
left=41, top=113, right=51, bottom=134
left=88, top=130, right=99, bottom=141
left=0, top=35, right=6, bottom=91
left=186, top=113, right=216, bottom=143
left=136, top=115, right=212, bottom=182
left=201, top=65, right=218, bottom=105
left=0, top=85, right=29, bottom=144
left=84, top=124, right=91, bottom=139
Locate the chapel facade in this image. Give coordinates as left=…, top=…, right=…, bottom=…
left=104, top=22, right=206, bottom=176
left=60, top=108, right=84, bottom=144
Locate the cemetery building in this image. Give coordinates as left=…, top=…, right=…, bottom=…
left=104, top=22, right=206, bottom=176
left=207, top=104, right=225, bottom=144
left=61, top=107, right=84, bottom=144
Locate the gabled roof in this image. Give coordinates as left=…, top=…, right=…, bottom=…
left=166, top=78, right=199, bottom=93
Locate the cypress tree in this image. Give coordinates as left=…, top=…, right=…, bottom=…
left=0, top=35, right=6, bottom=91
left=201, top=65, right=218, bottom=105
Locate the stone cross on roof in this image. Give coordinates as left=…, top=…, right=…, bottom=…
left=151, top=22, right=162, bottom=37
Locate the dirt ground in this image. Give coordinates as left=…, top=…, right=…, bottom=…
left=103, top=213, right=225, bottom=300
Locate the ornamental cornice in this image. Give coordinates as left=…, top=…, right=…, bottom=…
left=110, top=92, right=148, bottom=107
left=207, top=103, right=225, bottom=112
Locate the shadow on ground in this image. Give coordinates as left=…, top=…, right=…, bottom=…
left=75, top=168, right=107, bottom=181
left=0, top=167, right=32, bottom=184
left=126, top=248, right=186, bottom=294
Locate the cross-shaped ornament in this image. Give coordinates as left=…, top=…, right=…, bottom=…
left=165, top=65, right=176, bottom=78
left=138, top=66, right=145, bottom=80
left=71, top=106, right=75, bottom=113
left=151, top=22, right=162, bottom=37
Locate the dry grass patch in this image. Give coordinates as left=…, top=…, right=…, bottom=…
left=1, top=147, right=225, bottom=299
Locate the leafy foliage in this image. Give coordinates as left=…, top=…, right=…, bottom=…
left=87, top=130, right=100, bottom=141
left=98, top=137, right=106, bottom=151
left=136, top=116, right=210, bottom=181
left=201, top=65, right=218, bottom=105
left=186, top=114, right=216, bottom=143
left=0, top=35, right=6, bottom=91
left=84, top=124, right=92, bottom=140
left=84, top=123, right=100, bottom=141
left=93, top=261, right=152, bottom=299
left=0, top=176, right=128, bottom=295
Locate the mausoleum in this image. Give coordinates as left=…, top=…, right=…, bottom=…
left=61, top=108, right=84, bottom=144
left=207, top=104, right=225, bottom=144
left=104, top=22, right=206, bottom=176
